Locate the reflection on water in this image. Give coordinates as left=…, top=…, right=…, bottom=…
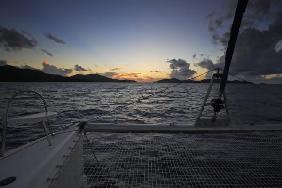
left=0, top=82, right=282, bottom=148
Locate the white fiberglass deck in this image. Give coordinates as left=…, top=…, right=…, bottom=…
left=83, top=131, right=282, bottom=187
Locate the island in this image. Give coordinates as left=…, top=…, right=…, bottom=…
left=0, top=65, right=136, bottom=82
left=0, top=65, right=253, bottom=84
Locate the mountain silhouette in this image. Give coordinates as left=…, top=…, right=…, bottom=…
left=0, top=65, right=136, bottom=82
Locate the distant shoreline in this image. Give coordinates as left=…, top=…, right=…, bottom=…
left=0, top=65, right=136, bottom=83
left=155, top=78, right=253, bottom=84
left=0, top=65, right=253, bottom=84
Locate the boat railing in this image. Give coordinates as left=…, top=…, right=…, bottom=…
left=0, top=90, right=55, bottom=156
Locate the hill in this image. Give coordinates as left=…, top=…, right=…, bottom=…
left=0, top=65, right=136, bottom=82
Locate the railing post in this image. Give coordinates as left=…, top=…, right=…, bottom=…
left=1, top=111, right=7, bottom=156
left=43, top=120, right=52, bottom=146
left=0, top=90, right=52, bottom=156
left=194, top=75, right=215, bottom=125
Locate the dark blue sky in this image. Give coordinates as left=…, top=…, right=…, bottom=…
left=0, top=0, right=229, bottom=81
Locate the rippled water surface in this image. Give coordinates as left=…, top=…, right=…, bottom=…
left=0, top=82, right=282, bottom=149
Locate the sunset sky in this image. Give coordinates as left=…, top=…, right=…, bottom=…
left=0, top=0, right=282, bottom=83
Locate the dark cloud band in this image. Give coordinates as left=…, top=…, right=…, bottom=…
left=41, top=49, right=53, bottom=56
left=167, top=59, right=196, bottom=80
left=74, top=64, right=87, bottom=71
left=45, top=33, right=65, bottom=44
left=0, top=26, right=37, bottom=51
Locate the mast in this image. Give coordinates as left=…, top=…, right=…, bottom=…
left=195, top=0, right=249, bottom=125
left=219, top=0, right=248, bottom=97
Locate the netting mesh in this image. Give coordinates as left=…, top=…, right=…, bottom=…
left=83, top=132, right=282, bottom=187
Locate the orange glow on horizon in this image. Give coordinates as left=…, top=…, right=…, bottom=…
left=110, top=71, right=169, bottom=82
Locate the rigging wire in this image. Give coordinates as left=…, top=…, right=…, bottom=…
left=189, top=69, right=215, bottom=81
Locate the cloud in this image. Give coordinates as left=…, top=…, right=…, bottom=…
left=227, top=24, right=282, bottom=76
left=0, top=60, right=7, bottom=66
left=262, top=74, right=282, bottom=84
left=195, top=58, right=225, bottom=80
left=207, top=0, right=281, bottom=45
left=167, top=59, right=196, bottom=80
left=207, top=11, right=230, bottom=45
left=204, top=1, right=282, bottom=81
left=245, top=0, right=272, bottom=23
left=74, top=64, right=87, bottom=71
left=196, top=58, right=217, bottom=70
left=212, top=32, right=230, bottom=46
left=115, top=72, right=155, bottom=82
left=20, top=63, right=89, bottom=75
left=0, top=26, right=37, bottom=51
left=150, top=70, right=161, bottom=73
left=42, top=61, right=72, bottom=76
left=45, top=33, right=65, bottom=44
left=110, top=67, right=120, bottom=71
left=192, top=54, right=196, bottom=58
left=207, top=11, right=225, bottom=32
left=41, top=49, right=53, bottom=56
left=102, top=71, right=157, bottom=82
left=118, top=73, right=141, bottom=78
left=102, top=72, right=142, bottom=80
